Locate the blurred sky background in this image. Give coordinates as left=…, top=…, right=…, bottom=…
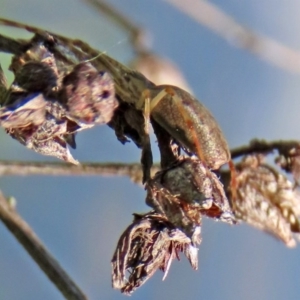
left=1, top=0, right=300, bottom=299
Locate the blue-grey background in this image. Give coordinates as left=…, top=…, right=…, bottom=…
left=1, top=1, right=300, bottom=299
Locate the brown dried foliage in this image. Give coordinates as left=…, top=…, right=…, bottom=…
left=232, top=155, right=300, bottom=247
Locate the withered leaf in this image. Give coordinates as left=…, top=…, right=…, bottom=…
left=2, top=94, right=79, bottom=164
left=112, top=212, right=199, bottom=295
left=28, top=135, right=79, bottom=165
left=25, top=107, right=79, bottom=164
left=232, top=155, right=300, bottom=247
left=0, top=92, right=46, bottom=128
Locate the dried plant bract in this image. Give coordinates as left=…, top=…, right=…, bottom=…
left=232, top=155, right=300, bottom=247
left=111, top=212, right=199, bottom=295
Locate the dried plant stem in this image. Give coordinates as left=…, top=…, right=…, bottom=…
left=231, top=139, right=300, bottom=159
left=0, top=33, right=26, bottom=55
left=164, top=0, right=300, bottom=73
left=0, top=191, right=87, bottom=300
left=83, top=0, right=147, bottom=52
left=0, top=139, right=298, bottom=179
left=0, top=160, right=160, bottom=183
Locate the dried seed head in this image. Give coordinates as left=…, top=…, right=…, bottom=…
left=146, top=157, right=235, bottom=239
left=232, top=155, right=300, bottom=247
left=61, top=62, right=118, bottom=125
left=25, top=104, right=79, bottom=164
left=0, top=40, right=118, bottom=164
left=111, top=212, right=199, bottom=295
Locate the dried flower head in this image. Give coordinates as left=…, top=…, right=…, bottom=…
left=146, top=157, right=235, bottom=239
left=232, top=155, right=300, bottom=247
left=61, top=62, right=117, bottom=125
left=0, top=39, right=117, bottom=163
left=111, top=212, right=199, bottom=295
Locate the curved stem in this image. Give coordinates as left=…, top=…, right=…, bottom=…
left=0, top=191, right=88, bottom=300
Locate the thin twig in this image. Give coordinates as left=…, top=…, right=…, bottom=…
left=83, top=0, right=148, bottom=52
left=0, top=160, right=160, bottom=183
left=164, top=0, right=300, bottom=73
left=0, top=33, right=27, bottom=55
left=0, top=139, right=299, bottom=179
left=0, top=63, right=7, bottom=103
left=83, top=0, right=192, bottom=90
left=0, top=191, right=88, bottom=300
left=231, top=139, right=300, bottom=159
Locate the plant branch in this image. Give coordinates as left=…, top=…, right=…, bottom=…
left=0, top=139, right=299, bottom=180
left=82, top=0, right=149, bottom=52
left=0, top=160, right=160, bottom=183
left=164, top=0, right=300, bottom=73
left=83, top=0, right=192, bottom=91
left=0, top=33, right=27, bottom=55
left=0, top=191, right=87, bottom=300
left=231, top=139, right=300, bottom=159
